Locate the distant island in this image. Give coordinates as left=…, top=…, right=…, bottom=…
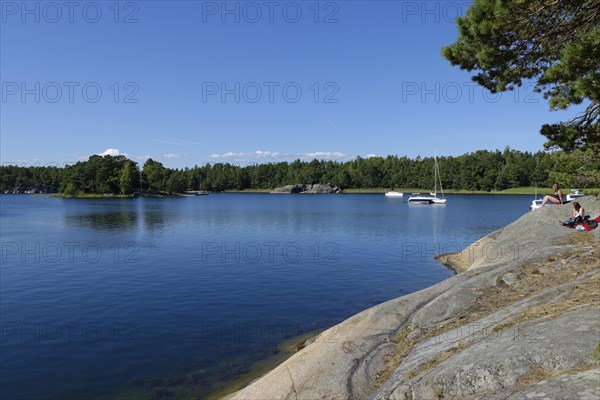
left=1, top=148, right=599, bottom=197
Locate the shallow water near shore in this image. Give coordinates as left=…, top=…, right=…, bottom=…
left=0, top=194, right=531, bottom=399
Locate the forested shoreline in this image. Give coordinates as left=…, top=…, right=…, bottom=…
left=1, top=148, right=599, bottom=196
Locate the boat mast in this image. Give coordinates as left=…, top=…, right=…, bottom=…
left=434, top=149, right=437, bottom=197
left=437, top=151, right=444, bottom=197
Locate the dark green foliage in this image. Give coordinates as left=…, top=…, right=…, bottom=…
left=443, top=0, right=600, bottom=152
left=63, top=183, right=78, bottom=197
left=1, top=150, right=599, bottom=195
left=119, top=161, right=139, bottom=195
left=0, top=165, right=61, bottom=192
left=58, top=155, right=132, bottom=195
left=142, top=159, right=166, bottom=191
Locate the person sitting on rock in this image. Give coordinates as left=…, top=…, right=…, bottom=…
left=561, top=202, right=585, bottom=227
left=541, top=183, right=564, bottom=206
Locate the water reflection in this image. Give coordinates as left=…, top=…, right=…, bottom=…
left=1, top=194, right=530, bottom=400
left=66, top=211, right=137, bottom=231
left=143, top=209, right=165, bottom=232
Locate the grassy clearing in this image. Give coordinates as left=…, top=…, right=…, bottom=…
left=52, top=187, right=597, bottom=195
left=50, top=193, right=135, bottom=199
left=344, top=187, right=560, bottom=195
left=226, top=187, right=554, bottom=194
left=351, top=187, right=599, bottom=195
left=224, top=189, right=272, bottom=193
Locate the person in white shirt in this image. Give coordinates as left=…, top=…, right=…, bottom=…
left=561, top=202, right=585, bottom=227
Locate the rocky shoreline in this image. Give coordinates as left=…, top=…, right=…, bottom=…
left=221, top=196, right=600, bottom=399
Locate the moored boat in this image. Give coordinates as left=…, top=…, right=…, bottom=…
left=407, top=150, right=447, bottom=205
left=530, top=198, right=544, bottom=210
left=384, top=191, right=404, bottom=198
left=566, top=189, right=584, bottom=202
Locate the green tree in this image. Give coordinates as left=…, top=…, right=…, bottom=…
left=143, top=159, right=165, bottom=191
left=119, top=161, right=138, bottom=195
left=443, top=0, right=600, bottom=152
left=63, top=183, right=78, bottom=197
left=165, top=170, right=186, bottom=194
left=2, top=149, right=598, bottom=195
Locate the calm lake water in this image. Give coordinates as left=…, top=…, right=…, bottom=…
left=0, top=194, right=530, bottom=399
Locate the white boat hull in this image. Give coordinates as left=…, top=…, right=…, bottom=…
left=406, top=151, right=448, bottom=205
left=530, top=199, right=545, bottom=210
left=566, top=190, right=584, bottom=202
left=566, top=195, right=583, bottom=201
left=407, top=194, right=446, bottom=204
left=408, top=199, right=432, bottom=204
left=384, top=191, right=404, bottom=198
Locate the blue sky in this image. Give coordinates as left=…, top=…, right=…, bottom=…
left=0, top=1, right=577, bottom=168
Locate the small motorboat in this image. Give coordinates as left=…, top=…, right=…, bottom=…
left=566, top=189, right=584, bottom=202
left=530, top=198, right=544, bottom=210
left=185, top=190, right=209, bottom=196
left=384, top=191, right=404, bottom=198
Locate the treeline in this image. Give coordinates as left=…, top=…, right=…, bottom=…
left=1, top=148, right=599, bottom=195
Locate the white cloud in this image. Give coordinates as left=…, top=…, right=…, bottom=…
left=365, top=154, right=380, bottom=158
left=208, top=152, right=243, bottom=159
left=303, top=152, right=349, bottom=161
left=254, top=151, right=282, bottom=159
left=98, top=148, right=125, bottom=157
left=164, top=153, right=184, bottom=159
left=207, top=150, right=351, bottom=162
left=74, top=148, right=129, bottom=161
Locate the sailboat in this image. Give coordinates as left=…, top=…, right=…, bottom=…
left=407, top=151, right=447, bottom=204
left=529, top=187, right=543, bottom=210
left=186, top=174, right=209, bottom=196
left=528, top=158, right=546, bottom=210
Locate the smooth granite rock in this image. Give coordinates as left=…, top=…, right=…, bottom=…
left=270, top=183, right=342, bottom=194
